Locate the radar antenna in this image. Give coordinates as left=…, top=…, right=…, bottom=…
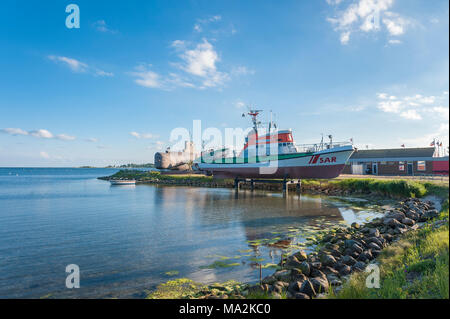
left=247, top=109, right=263, bottom=132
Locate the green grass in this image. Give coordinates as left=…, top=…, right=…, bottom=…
left=423, top=182, right=450, bottom=199
left=147, top=279, right=244, bottom=299
left=330, top=178, right=428, bottom=198
left=304, top=178, right=448, bottom=198
left=331, top=199, right=449, bottom=299
left=106, top=170, right=214, bottom=183
left=147, top=278, right=207, bottom=299
left=199, top=261, right=241, bottom=269
left=165, top=270, right=180, bottom=277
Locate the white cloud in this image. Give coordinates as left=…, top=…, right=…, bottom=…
left=133, top=38, right=244, bottom=90
left=194, top=24, right=202, bottom=32
left=326, top=0, right=344, bottom=5
left=48, top=55, right=88, bottom=72
left=326, top=0, right=412, bottom=45
left=181, top=40, right=218, bottom=77
left=340, top=31, right=351, bottom=44
left=132, top=17, right=249, bottom=90
left=382, top=12, right=408, bottom=36
left=235, top=100, right=246, bottom=109
left=404, top=94, right=435, bottom=105
left=193, top=15, right=222, bottom=33
left=130, top=131, right=157, bottom=139
left=1, top=127, right=76, bottom=141
left=378, top=100, right=402, bottom=113
left=346, top=105, right=367, bottom=112
left=93, top=20, right=117, bottom=34
left=85, top=137, right=98, bottom=143
left=95, top=69, right=114, bottom=77
left=400, top=109, right=421, bottom=120
left=231, top=66, right=255, bottom=76
left=56, top=134, right=76, bottom=141
left=167, top=73, right=195, bottom=88
left=130, top=66, right=162, bottom=88
left=0, top=128, right=28, bottom=136
left=40, top=151, right=50, bottom=159
left=177, top=39, right=229, bottom=88
left=147, top=141, right=165, bottom=151
left=430, top=18, right=439, bottom=24
left=388, top=39, right=402, bottom=45
left=145, top=72, right=164, bottom=88
left=48, top=55, right=113, bottom=77
left=171, top=40, right=186, bottom=49
left=30, top=129, right=54, bottom=139
left=376, top=92, right=449, bottom=122
left=432, top=106, right=450, bottom=118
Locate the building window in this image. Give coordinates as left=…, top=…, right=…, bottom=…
left=380, top=161, right=387, bottom=165
left=399, top=161, right=405, bottom=171
left=417, top=161, right=426, bottom=171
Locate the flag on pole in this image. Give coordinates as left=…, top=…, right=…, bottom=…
left=440, top=142, right=443, bottom=147
left=401, top=144, right=405, bottom=148
left=430, top=140, right=435, bottom=146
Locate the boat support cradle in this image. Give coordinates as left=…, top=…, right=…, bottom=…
left=233, top=177, right=301, bottom=197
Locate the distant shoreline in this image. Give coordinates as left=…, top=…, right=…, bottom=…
left=0, top=165, right=155, bottom=169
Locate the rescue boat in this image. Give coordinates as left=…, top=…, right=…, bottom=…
left=195, top=110, right=354, bottom=179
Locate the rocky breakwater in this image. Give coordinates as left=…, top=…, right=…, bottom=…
left=244, top=198, right=440, bottom=299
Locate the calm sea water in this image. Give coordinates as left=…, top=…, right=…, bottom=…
left=0, top=168, right=384, bottom=298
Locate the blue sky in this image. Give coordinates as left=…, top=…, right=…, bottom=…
left=0, top=0, right=448, bottom=166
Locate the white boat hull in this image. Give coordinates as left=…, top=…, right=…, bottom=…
left=110, top=180, right=136, bottom=185
left=197, top=146, right=354, bottom=179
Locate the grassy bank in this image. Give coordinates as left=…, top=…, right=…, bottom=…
left=302, top=178, right=448, bottom=199
left=103, top=169, right=215, bottom=183
left=331, top=200, right=449, bottom=299
left=102, top=170, right=448, bottom=199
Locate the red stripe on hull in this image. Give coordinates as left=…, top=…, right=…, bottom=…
left=209, top=164, right=346, bottom=179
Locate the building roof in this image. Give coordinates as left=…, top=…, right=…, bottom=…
left=349, top=147, right=435, bottom=162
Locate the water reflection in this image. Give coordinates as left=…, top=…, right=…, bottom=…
left=0, top=169, right=384, bottom=298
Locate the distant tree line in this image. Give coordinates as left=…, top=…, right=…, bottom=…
left=105, top=163, right=155, bottom=168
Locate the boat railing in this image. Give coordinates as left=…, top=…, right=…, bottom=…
left=295, top=141, right=353, bottom=153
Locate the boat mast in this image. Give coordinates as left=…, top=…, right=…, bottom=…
left=248, top=109, right=262, bottom=133
left=247, top=109, right=262, bottom=156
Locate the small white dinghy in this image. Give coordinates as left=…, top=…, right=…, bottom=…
left=110, top=179, right=136, bottom=185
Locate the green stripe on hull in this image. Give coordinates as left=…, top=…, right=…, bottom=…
left=200, top=152, right=314, bottom=164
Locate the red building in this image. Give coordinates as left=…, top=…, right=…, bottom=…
left=342, top=147, right=449, bottom=176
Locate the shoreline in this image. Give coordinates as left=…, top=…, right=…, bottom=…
left=146, top=195, right=448, bottom=299
left=106, top=170, right=446, bottom=299
left=99, top=169, right=448, bottom=199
